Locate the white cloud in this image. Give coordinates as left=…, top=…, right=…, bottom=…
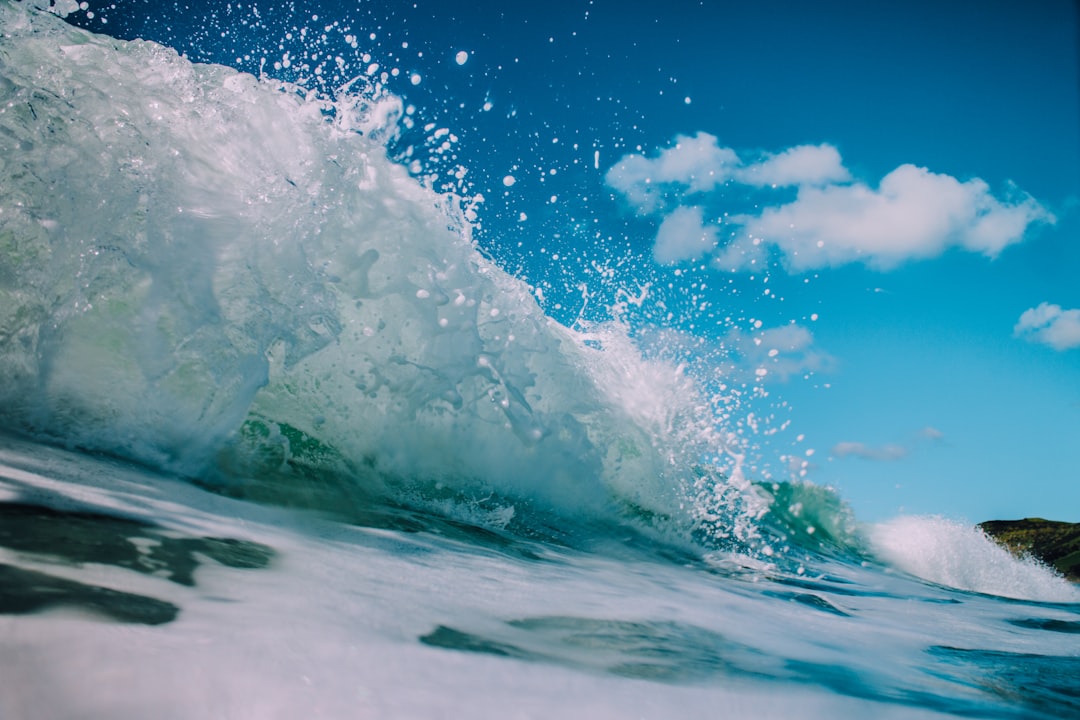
left=833, top=426, right=946, bottom=463
left=736, top=143, right=850, bottom=188
left=920, top=426, right=945, bottom=441
left=740, top=164, right=1053, bottom=271
left=652, top=206, right=717, bottom=264
left=604, top=132, right=738, bottom=212
left=832, top=441, right=908, bottom=461
left=606, top=135, right=1053, bottom=273
left=1014, top=302, right=1080, bottom=351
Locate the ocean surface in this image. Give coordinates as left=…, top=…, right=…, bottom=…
left=1, top=3, right=1078, bottom=718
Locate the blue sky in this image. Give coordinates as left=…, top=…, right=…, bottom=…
left=74, top=0, right=1079, bottom=523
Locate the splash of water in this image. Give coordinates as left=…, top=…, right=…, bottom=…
left=0, top=2, right=764, bottom=551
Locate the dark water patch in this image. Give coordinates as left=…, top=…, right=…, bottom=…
left=927, top=646, right=1080, bottom=719
left=990, top=594, right=1080, bottom=611
left=770, top=574, right=917, bottom=601
left=420, top=616, right=779, bottom=683
left=325, top=501, right=553, bottom=562
left=0, top=562, right=178, bottom=625
left=507, top=616, right=778, bottom=682
left=784, top=660, right=887, bottom=704
left=1005, top=617, right=1080, bottom=634
left=194, top=537, right=276, bottom=570
left=419, top=625, right=537, bottom=660
left=0, top=501, right=274, bottom=586
left=786, top=657, right=1018, bottom=719
left=943, top=586, right=1080, bottom=610
left=809, top=573, right=860, bottom=586
left=770, top=576, right=878, bottom=598
left=772, top=573, right=965, bottom=605
left=762, top=591, right=851, bottom=617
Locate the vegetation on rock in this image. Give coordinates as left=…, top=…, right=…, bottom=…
left=979, top=518, right=1080, bottom=582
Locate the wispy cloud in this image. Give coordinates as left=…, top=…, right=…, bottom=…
left=606, top=135, right=1054, bottom=272
left=832, top=441, right=908, bottom=462
left=919, top=426, right=945, bottom=441
left=832, top=426, right=944, bottom=462
left=1014, top=302, right=1080, bottom=351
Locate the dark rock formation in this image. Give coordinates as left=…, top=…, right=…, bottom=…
left=979, top=519, right=1080, bottom=582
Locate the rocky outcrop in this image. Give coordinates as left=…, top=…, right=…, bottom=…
left=979, top=519, right=1080, bottom=582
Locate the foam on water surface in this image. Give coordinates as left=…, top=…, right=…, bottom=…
left=2, top=433, right=1078, bottom=719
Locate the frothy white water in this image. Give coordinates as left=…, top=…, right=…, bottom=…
left=0, top=4, right=756, bottom=541
left=868, top=515, right=1079, bottom=603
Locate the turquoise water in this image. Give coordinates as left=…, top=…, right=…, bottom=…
left=0, top=4, right=1077, bottom=718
